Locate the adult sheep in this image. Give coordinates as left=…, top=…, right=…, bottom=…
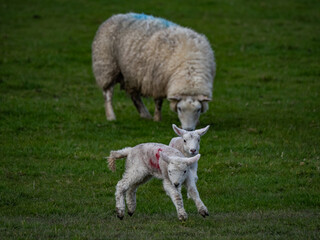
left=92, top=13, right=216, bottom=130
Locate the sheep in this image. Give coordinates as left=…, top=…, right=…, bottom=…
left=92, top=13, right=216, bottom=130
left=108, top=143, right=209, bottom=221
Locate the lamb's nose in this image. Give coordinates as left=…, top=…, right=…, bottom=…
left=174, top=183, right=179, bottom=188
left=190, top=149, right=196, bottom=154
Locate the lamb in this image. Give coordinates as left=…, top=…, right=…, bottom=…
left=169, top=124, right=210, bottom=181
left=108, top=143, right=209, bottom=221
left=92, top=13, right=216, bottom=130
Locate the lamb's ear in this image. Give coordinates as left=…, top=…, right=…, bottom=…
left=185, top=154, right=201, bottom=166
left=172, top=124, right=187, bottom=137
left=196, top=125, right=210, bottom=136
left=168, top=96, right=181, bottom=112
left=160, top=152, right=171, bottom=164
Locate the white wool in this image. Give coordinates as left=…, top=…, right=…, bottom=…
left=92, top=13, right=216, bottom=129
left=108, top=142, right=208, bottom=221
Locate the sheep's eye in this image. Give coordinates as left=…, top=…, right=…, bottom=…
left=183, top=139, right=186, bottom=143
left=197, top=108, right=201, bottom=113
left=184, top=170, right=187, bottom=174
left=178, top=107, right=182, bottom=112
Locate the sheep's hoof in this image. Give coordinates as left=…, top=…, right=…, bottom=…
left=128, top=211, right=134, bottom=217
left=117, top=214, right=124, bottom=220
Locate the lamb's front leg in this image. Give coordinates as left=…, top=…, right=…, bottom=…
left=185, top=174, right=209, bottom=218
left=163, top=179, right=187, bottom=221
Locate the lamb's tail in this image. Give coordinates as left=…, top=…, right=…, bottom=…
left=107, top=147, right=132, bottom=172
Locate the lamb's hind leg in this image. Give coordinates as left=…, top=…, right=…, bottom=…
left=154, top=99, right=163, bottom=121
left=126, top=175, right=152, bottom=216
left=103, top=86, right=116, bottom=120
left=115, top=170, right=149, bottom=220
left=131, top=92, right=152, bottom=119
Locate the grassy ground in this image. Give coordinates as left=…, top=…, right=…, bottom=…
left=1, top=0, right=319, bottom=239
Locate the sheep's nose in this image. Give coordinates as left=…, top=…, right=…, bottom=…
left=190, top=149, right=197, bottom=154
left=174, top=183, right=179, bottom=188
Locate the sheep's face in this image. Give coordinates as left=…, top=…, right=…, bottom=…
left=172, top=124, right=210, bottom=157
left=176, top=97, right=201, bottom=130
left=169, top=96, right=210, bottom=130
left=167, top=163, right=189, bottom=188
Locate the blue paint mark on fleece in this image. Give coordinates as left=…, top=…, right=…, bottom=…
left=129, top=13, right=177, bottom=28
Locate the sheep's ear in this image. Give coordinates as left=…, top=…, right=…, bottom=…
left=168, top=96, right=181, bottom=112
left=197, top=95, right=211, bottom=113
left=197, top=95, right=211, bottom=102
left=172, top=124, right=187, bottom=137
left=185, top=154, right=201, bottom=166
left=160, top=152, right=171, bottom=164
left=196, top=125, right=210, bottom=136
left=201, top=101, right=209, bottom=113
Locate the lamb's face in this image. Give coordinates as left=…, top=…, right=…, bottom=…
left=182, top=132, right=201, bottom=157
left=167, top=163, right=189, bottom=188
left=176, top=97, right=202, bottom=130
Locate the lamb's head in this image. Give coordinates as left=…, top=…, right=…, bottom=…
left=172, top=124, right=210, bottom=157
left=161, top=152, right=200, bottom=188
left=169, top=96, right=211, bottom=130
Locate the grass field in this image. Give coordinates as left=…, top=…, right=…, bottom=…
left=1, top=0, right=319, bottom=239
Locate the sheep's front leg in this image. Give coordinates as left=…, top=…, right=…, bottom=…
left=185, top=174, right=209, bottom=218
left=103, top=87, right=116, bottom=120
left=154, top=99, right=163, bottom=121
left=131, top=93, right=152, bottom=119
left=163, top=179, right=187, bottom=221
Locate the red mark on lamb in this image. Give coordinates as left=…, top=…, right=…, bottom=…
left=149, top=148, right=163, bottom=170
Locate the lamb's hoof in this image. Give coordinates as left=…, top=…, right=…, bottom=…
left=116, top=208, right=125, bottom=220
left=199, top=208, right=209, bottom=218
left=128, top=211, right=134, bottom=217
left=178, top=212, right=188, bottom=222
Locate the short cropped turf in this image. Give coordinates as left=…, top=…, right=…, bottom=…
left=1, top=0, right=319, bottom=239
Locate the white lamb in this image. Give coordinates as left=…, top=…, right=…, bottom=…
left=169, top=124, right=210, bottom=183
left=108, top=143, right=209, bottom=221
left=92, top=13, right=216, bottom=130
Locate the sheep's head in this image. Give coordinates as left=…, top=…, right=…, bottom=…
left=168, top=96, right=211, bottom=130
left=161, top=153, right=200, bottom=188
left=172, top=124, right=210, bottom=157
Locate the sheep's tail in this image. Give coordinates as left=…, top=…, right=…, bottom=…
left=107, top=147, right=132, bottom=172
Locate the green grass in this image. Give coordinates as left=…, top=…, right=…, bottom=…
left=1, top=0, right=319, bottom=239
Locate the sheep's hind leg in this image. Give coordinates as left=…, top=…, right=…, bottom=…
left=103, top=86, right=116, bottom=120
left=154, top=99, right=163, bottom=121
left=131, top=93, right=152, bottom=119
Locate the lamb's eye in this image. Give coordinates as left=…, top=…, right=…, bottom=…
left=178, top=107, right=182, bottom=112
left=184, top=170, right=187, bottom=174
left=197, top=108, right=201, bottom=113
left=183, top=139, right=186, bottom=143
